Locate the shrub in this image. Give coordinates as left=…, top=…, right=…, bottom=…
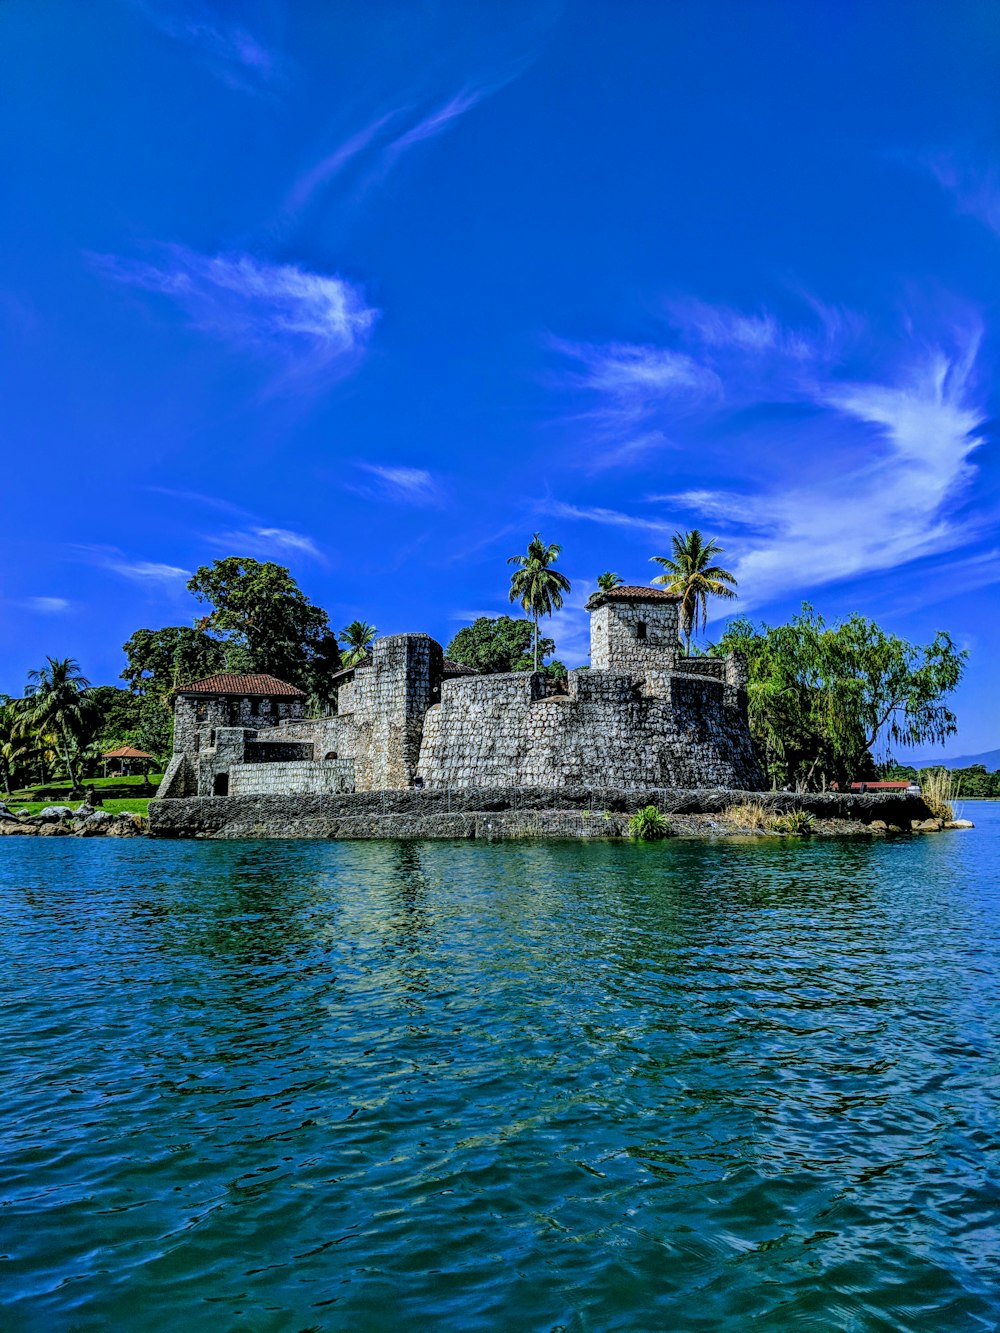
left=921, top=768, right=955, bottom=822
left=770, top=808, right=815, bottom=836
left=724, top=800, right=771, bottom=830
left=628, top=805, right=671, bottom=840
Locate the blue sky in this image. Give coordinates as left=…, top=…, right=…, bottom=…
left=1, top=0, right=998, bottom=754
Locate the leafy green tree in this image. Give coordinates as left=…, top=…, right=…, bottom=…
left=446, top=616, right=561, bottom=675
left=597, top=571, right=623, bottom=591
left=507, top=534, right=571, bottom=672
left=651, top=530, right=737, bottom=654
left=121, top=626, right=228, bottom=697
left=0, top=699, right=29, bottom=795
left=187, top=558, right=341, bottom=702
left=20, top=657, right=97, bottom=790
left=340, top=620, right=377, bottom=667
left=89, top=685, right=171, bottom=762
left=714, top=605, right=967, bottom=790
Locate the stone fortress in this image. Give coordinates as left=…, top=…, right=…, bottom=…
left=157, top=584, right=765, bottom=801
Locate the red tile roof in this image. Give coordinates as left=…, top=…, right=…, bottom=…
left=175, top=673, right=305, bottom=697
left=101, top=745, right=155, bottom=759
left=443, top=659, right=479, bottom=677
left=585, top=584, right=682, bottom=610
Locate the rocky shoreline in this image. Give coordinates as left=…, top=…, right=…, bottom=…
left=144, top=787, right=973, bottom=842
left=1, top=789, right=974, bottom=843
left=0, top=803, right=147, bottom=837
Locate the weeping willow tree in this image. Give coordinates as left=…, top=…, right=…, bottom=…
left=713, top=606, right=966, bottom=791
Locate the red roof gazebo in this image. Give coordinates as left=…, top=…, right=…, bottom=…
left=101, top=745, right=156, bottom=776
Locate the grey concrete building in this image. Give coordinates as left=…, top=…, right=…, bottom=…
left=157, top=586, right=764, bottom=799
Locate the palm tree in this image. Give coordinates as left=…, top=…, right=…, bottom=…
left=651, top=530, right=737, bottom=655
left=0, top=699, right=27, bottom=795
left=20, top=657, right=95, bottom=791
left=508, top=534, right=571, bottom=671
left=340, top=620, right=377, bottom=668
left=597, top=571, right=623, bottom=591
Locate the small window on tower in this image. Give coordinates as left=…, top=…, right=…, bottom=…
left=636, top=621, right=647, bottom=641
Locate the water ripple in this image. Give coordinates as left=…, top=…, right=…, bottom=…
left=2, top=814, right=1000, bottom=1329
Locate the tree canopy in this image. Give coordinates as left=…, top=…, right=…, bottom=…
left=121, top=626, right=228, bottom=697
left=713, top=605, right=967, bottom=790
left=187, top=557, right=341, bottom=702
left=446, top=616, right=565, bottom=676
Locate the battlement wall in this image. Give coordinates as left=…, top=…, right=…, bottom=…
left=416, top=662, right=763, bottom=791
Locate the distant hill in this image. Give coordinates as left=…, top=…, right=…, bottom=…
left=906, top=749, right=1000, bottom=771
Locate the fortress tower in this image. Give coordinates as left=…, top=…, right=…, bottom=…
left=585, top=585, right=682, bottom=671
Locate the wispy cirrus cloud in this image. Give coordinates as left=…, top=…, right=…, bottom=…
left=205, top=525, right=325, bottom=562
left=18, top=597, right=71, bottom=614
left=353, top=463, right=443, bottom=506
left=546, top=502, right=674, bottom=535
left=927, top=155, right=1000, bottom=237
left=551, top=295, right=989, bottom=613
left=552, top=337, right=719, bottom=427
left=128, top=1, right=281, bottom=93
left=75, top=544, right=191, bottom=585
left=93, top=246, right=378, bottom=384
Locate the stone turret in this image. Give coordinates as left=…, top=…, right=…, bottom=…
left=585, top=585, right=681, bottom=672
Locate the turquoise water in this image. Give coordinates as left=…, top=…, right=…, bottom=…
left=3, top=811, right=1000, bottom=1331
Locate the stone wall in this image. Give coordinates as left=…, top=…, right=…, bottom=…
left=416, top=665, right=764, bottom=791
left=148, top=787, right=934, bottom=840
left=229, top=760, right=355, bottom=797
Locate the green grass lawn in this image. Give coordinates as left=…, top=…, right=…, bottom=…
left=4, top=773, right=162, bottom=801
left=5, top=797, right=151, bottom=817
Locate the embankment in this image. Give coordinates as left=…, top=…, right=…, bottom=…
left=147, top=787, right=937, bottom=841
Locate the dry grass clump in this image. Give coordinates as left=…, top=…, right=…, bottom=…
left=922, top=768, right=955, bottom=822
left=724, top=800, right=771, bottom=830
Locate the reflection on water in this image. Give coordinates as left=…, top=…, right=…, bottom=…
left=3, top=811, right=1000, bottom=1329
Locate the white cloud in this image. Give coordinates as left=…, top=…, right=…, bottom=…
left=688, top=342, right=986, bottom=611
left=130, top=2, right=280, bottom=92
left=93, top=247, right=378, bottom=382
left=554, top=337, right=719, bottom=417
left=546, top=501, right=674, bottom=535
left=550, top=295, right=988, bottom=614
left=384, top=89, right=484, bottom=157
left=355, top=463, right=442, bottom=505
left=20, top=597, right=70, bottom=614
left=928, top=156, right=1000, bottom=237
left=108, top=559, right=192, bottom=584
left=205, top=526, right=324, bottom=561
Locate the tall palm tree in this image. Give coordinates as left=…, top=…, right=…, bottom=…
left=508, top=534, right=571, bottom=671
left=340, top=620, right=377, bottom=668
left=20, top=657, right=95, bottom=791
left=651, top=530, right=737, bottom=655
left=597, top=571, right=623, bottom=591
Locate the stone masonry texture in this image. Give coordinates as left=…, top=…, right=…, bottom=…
left=158, top=595, right=768, bottom=814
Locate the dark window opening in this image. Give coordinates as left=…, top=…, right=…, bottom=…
left=194, top=733, right=200, bottom=751
left=325, top=750, right=338, bottom=761
left=213, top=772, right=229, bottom=797
left=228, top=700, right=241, bottom=724
left=196, top=702, right=208, bottom=722
left=208, top=729, right=216, bottom=747
left=249, top=699, right=259, bottom=716
left=636, top=621, right=647, bottom=641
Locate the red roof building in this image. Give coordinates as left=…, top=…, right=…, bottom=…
left=174, top=673, right=305, bottom=697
